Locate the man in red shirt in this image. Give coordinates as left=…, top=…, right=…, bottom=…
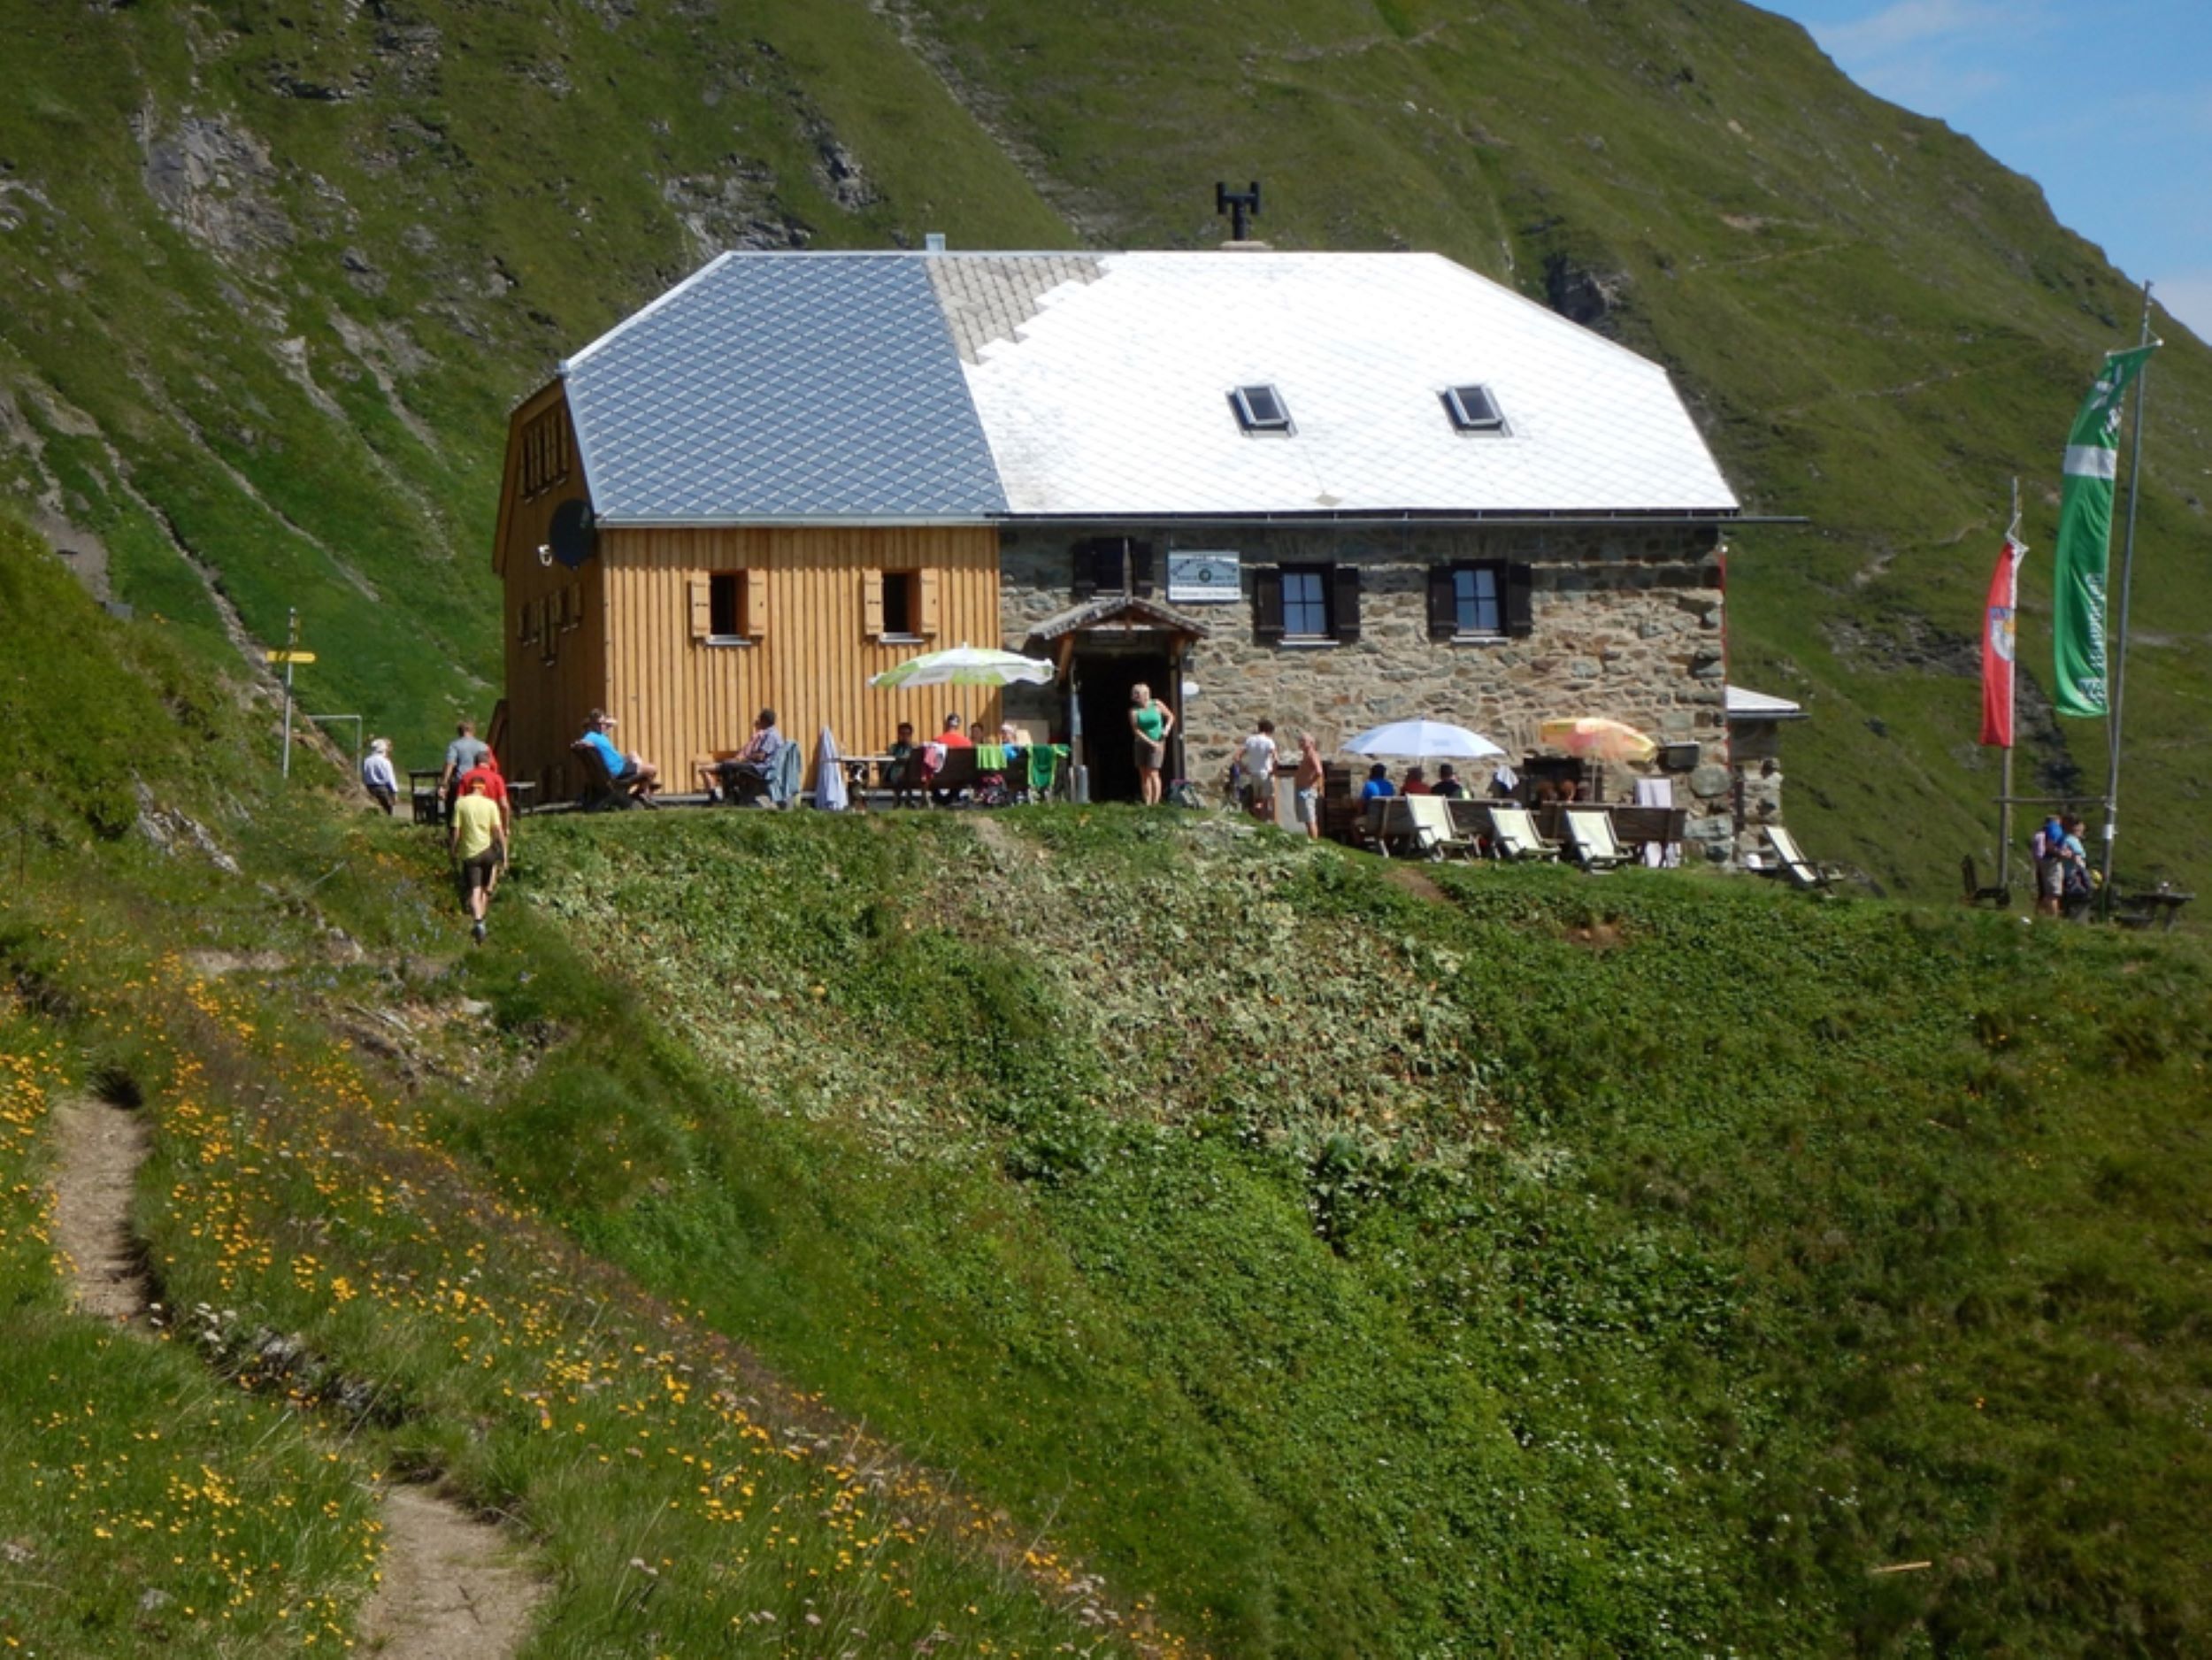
left=1401, top=765, right=1433, bottom=796
left=457, top=750, right=513, bottom=847
left=936, top=713, right=974, bottom=749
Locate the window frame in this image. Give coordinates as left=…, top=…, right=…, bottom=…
left=1229, top=383, right=1294, bottom=434
left=1279, top=565, right=1332, bottom=640
left=1441, top=383, right=1509, bottom=434
left=1451, top=561, right=1504, bottom=638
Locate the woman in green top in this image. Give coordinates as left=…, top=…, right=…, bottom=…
left=1129, top=682, right=1174, bottom=806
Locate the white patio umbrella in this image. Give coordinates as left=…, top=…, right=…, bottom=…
left=1344, top=719, right=1506, bottom=760
left=868, top=643, right=1056, bottom=690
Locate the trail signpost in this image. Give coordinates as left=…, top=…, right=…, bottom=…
left=274, top=609, right=306, bottom=779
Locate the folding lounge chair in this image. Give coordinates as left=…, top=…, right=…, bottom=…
left=1487, top=805, right=1560, bottom=863
left=1406, top=795, right=1480, bottom=861
left=1763, top=826, right=1841, bottom=891
left=1562, top=807, right=1628, bottom=872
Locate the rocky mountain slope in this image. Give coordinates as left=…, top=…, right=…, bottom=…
left=3, top=0, right=2205, bottom=895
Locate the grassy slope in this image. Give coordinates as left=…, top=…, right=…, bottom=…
left=501, top=803, right=2212, bottom=1657
left=6, top=507, right=2212, bottom=1656
left=0, top=521, right=1165, bottom=1656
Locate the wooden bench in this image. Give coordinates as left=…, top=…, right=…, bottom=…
left=918, top=745, right=980, bottom=803
left=2109, top=883, right=2193, bottom=931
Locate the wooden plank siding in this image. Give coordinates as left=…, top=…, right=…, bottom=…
left=494, top=388, right=607, bottom=803
left=593, top=526, right=1005, bottom=794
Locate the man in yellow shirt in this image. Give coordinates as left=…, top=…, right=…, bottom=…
left=447, top=775, right=507, bottom=944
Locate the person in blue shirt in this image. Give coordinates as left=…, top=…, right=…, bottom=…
left=1360, top=763, right=1395, bottom=801
left=580, top=709, right=659, bottom=802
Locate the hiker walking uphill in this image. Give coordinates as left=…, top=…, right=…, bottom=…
left=448, top=774, right=507, bottom=945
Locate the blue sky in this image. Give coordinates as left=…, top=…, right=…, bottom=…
left=1752, top=0, right=2212, bottom=342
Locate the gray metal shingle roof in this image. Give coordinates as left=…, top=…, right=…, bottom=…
left=562, top=253, right=1007, bottom=523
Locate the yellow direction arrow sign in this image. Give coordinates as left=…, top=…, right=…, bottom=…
left=265, top=649, right=317, bottom=665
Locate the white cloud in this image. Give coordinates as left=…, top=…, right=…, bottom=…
left=1817, top=0, right=2032, bottom=58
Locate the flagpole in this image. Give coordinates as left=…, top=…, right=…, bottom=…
left=1998, top=479, right=2019, bottom=895
left=2097, top=281, right=2155, bottom=918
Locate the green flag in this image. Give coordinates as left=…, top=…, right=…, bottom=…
left=2051, top=344, right=2155, bottom=718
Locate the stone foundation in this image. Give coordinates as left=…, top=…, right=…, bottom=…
left=999, top=522, right=1735, bottom=854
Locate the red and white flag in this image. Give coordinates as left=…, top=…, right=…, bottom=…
left=1979, top=536, right=2026, bottom=747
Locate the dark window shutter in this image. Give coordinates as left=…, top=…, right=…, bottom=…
left=1130, top=542, right=1156, bottom=597
left=1504, top=562, right=1535, bottom=637
left=1333, top=565, right=1363, bottom=644
left=1427, top=565, right=1456, bottom=640
left=1254, top=566, right=1285, bottom=643
left=1071, top=540, right=1103, bottom=601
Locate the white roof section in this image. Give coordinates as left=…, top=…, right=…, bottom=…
left=959, top=251, right=1739, bottom=519
left=1726, top=684, right=1807, bottom=721
left=551, top=249, right=1741, bottom=525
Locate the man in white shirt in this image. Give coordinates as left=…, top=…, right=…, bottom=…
left=1238, top=719, right=1280, bottom=822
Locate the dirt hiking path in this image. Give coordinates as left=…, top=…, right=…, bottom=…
left=48, top=1091, right=543, bottom=1657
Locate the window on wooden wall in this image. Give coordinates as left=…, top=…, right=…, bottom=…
left=1253, top=563, right=1361, bottom=645
left=689, top=570, right=767, bottom=645
left=518, top=407, right=571, bottom=500
left=1427, top=562, right=1534, bottom=641
left=864, top=569, right=938, bottom=642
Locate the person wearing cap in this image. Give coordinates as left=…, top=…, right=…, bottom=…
left=580, top=708, right=659, bottom=802
left=361, top=737, right=399, bottom=815
left=448, top=773, right=507, bottom=944
left=1432, top=764, right=1467, bottom=801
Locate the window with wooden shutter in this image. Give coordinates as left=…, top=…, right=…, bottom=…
left=1433, top=562, right=1506, bottom=639
left=1504, top=562, right=1535, bottom=638
left=688, top=575, right=712, bottom=642
left=863, top=570, right=886, bottom=638
left=564, top=580, right=583, bottom=631
left=1130, top=542, right=1156, bottom=597
left=1332, top=565, right=1362, bottom=643
left=1253, top=566, right=1286, bottom=643
left=917, top=569, right=941, bottom=637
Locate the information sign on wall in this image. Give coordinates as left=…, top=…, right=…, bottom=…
left=1166, top=551, right=1241, bottom=603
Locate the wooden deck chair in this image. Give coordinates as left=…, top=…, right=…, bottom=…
left=1405, top=795, right=1480, bottom=860
left=1488, top=805, right=1561, bottom=863
left=572, top=739, right=638, bottom=811
left=1562, top=807, right=1628, bottom=872
left=1961, top=855, right=2010, bottom=908
left=1764, top=826, right=1842, bottom=891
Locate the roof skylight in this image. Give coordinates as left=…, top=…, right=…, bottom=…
left=1230, top=384, right=1293, bottom=434
left=1442, top=383, right=1507, bottom=433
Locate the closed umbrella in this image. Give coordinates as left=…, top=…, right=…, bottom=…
left=1539, top=717, right=1657, bottom=764
left=1344, top=719, right=1505, bottom=760
left=812, top=727, right=849, bottom=811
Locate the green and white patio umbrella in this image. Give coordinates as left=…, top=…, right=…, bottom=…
left=868, top=643, right=1057, bottom=690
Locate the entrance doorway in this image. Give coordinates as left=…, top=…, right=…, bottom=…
left=1074, top=649, right=1175, bottom=803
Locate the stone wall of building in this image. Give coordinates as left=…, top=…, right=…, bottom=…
left=998, top=522, right=1736, bottom=854
left=1729, top=720, right=1787, bottom=862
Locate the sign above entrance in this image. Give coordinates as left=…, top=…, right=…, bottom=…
left=1167, top=551, right=1240, bottom=603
